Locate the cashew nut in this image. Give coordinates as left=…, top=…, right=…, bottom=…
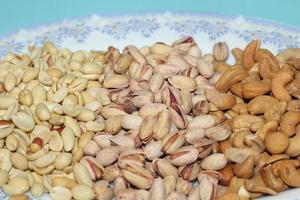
left=242, top=39, right=260, bottom=70
left=261, top=164, right=288, bottom=192
left=280, top=160, right=300, bottom=187
left=286, top=130, right=300, bottom=157
left=280, top=111, right=300, bottom=137
left=264, top=132, right=289, bottom=154
left=277, top=48, right=300, bottom=64
left=233, top=155, right=255, bottom=178
left=271, top=69, right=294, bottom=101
left=205, top=89, right=236, bottom=110
left=242, top=79, right=271, bottom=99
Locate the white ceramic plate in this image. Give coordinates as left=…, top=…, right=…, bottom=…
left=1, top=12, right=300, bottom=200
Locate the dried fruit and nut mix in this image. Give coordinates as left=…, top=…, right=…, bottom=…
left=0, top=37, right=300, bottom=200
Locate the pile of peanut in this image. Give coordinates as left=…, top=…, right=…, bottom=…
left=0, top=37, right=300, bottom=200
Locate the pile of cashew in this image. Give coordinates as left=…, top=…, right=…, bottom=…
left=0, top=37, right=300, bottom=200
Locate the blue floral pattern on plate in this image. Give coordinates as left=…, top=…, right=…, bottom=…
left=0, top=12, right=300, bottom=200
left=0, top=12, right=299, bottom=58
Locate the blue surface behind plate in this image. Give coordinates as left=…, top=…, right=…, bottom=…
left=1, top=0, right=300, bottom=35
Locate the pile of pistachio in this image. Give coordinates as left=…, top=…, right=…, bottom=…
left=0, top=37, right=300, bottom=200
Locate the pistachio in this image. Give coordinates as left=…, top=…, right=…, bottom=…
left=122, top=163, right=153, bottom=189
left=168, top=75, right=197, bottom=92
left=200, top=153, right=227, bottom=170
left=176, top=177, right=193, bottom=195
left=96, top=148, right=118, bottom=167
left=169, top=146, right=198, bottom=166
left=149, top=177, right=166, bottom=200
left=80, top=156, right=104, bottom=182
left=161, top=132, right=185, bottom=154
left=153, top=158, right=178, bottom=178
left=213, top=42, right=229, bottom=62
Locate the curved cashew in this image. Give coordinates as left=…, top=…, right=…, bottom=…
left=255, top=49, right=280, bottom=69
left=245, top=70, right=261, bottom=82
left=244, top=134, right=265, bottom=152
left=215, top=67, right=248, bottom=93
left=248, top=95, right=279, bottom=115
left=256, top=121, right=278, bottom=141
left=232, top=114, right=264, bottom=131
left=258, top=58, right=279, bottom=79
left=280, top=160, right=300, bottom=187
left=287, top=100, right=300, bottom=112
left=287, top=76, right=300, bottom=99
left=277, top=48, right=300, bottom=64
left=231, top=48, right=243, bottom=65
left=261, top=164, right=288, bottom=192
left=232, top=130, right=249, bottom=148
left=224, top=147, right=260, bottom=164
left=242, top=40, right=260, bottom=70
left=205, top=89, right=236, bottom=110
left=280, top=111, right=300, bottom=137
left=264, top=101, right=287, bottom=122
left=242, top=79, right=271, bottom=99
left=219, top=164, right=234, bottom=186
left=286, top=131, right=300, bottom=157
left=245, top=175, right=277, bottom=195
left=272, top=69, right=294, bottom=101
left=264, top=132, right=289, bottom=154
left=233, top=155, right=255, bottom=178
left=230, top=82, right=243, bottom=98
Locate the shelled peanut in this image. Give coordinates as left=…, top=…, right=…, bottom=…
left=0, top=37, right=300, bottom=200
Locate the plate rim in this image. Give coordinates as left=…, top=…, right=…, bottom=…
left=1, top=11, right=300, bottom=40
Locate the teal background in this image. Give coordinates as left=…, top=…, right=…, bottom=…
left=1, top=0, right=300, bottom=35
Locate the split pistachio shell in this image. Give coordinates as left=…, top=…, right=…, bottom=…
left=96, top=148, right=118, bottom=167
left=153, top=159, right=178, bottom=178
left=121, top=114, right=143, bottom=130
left=200, top=153, right=228, bottom=170
left=188, top=115, right=218, bottom=129
left=122, top=163, right=153, bottom=189
left=149, top=177, right=166, bottom=200
left=170, top=146, right=198, bottom=166
left=168, top=75, right=197, bottom=91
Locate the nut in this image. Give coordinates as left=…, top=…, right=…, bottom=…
left=213, top=42, right=229, bottom=62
